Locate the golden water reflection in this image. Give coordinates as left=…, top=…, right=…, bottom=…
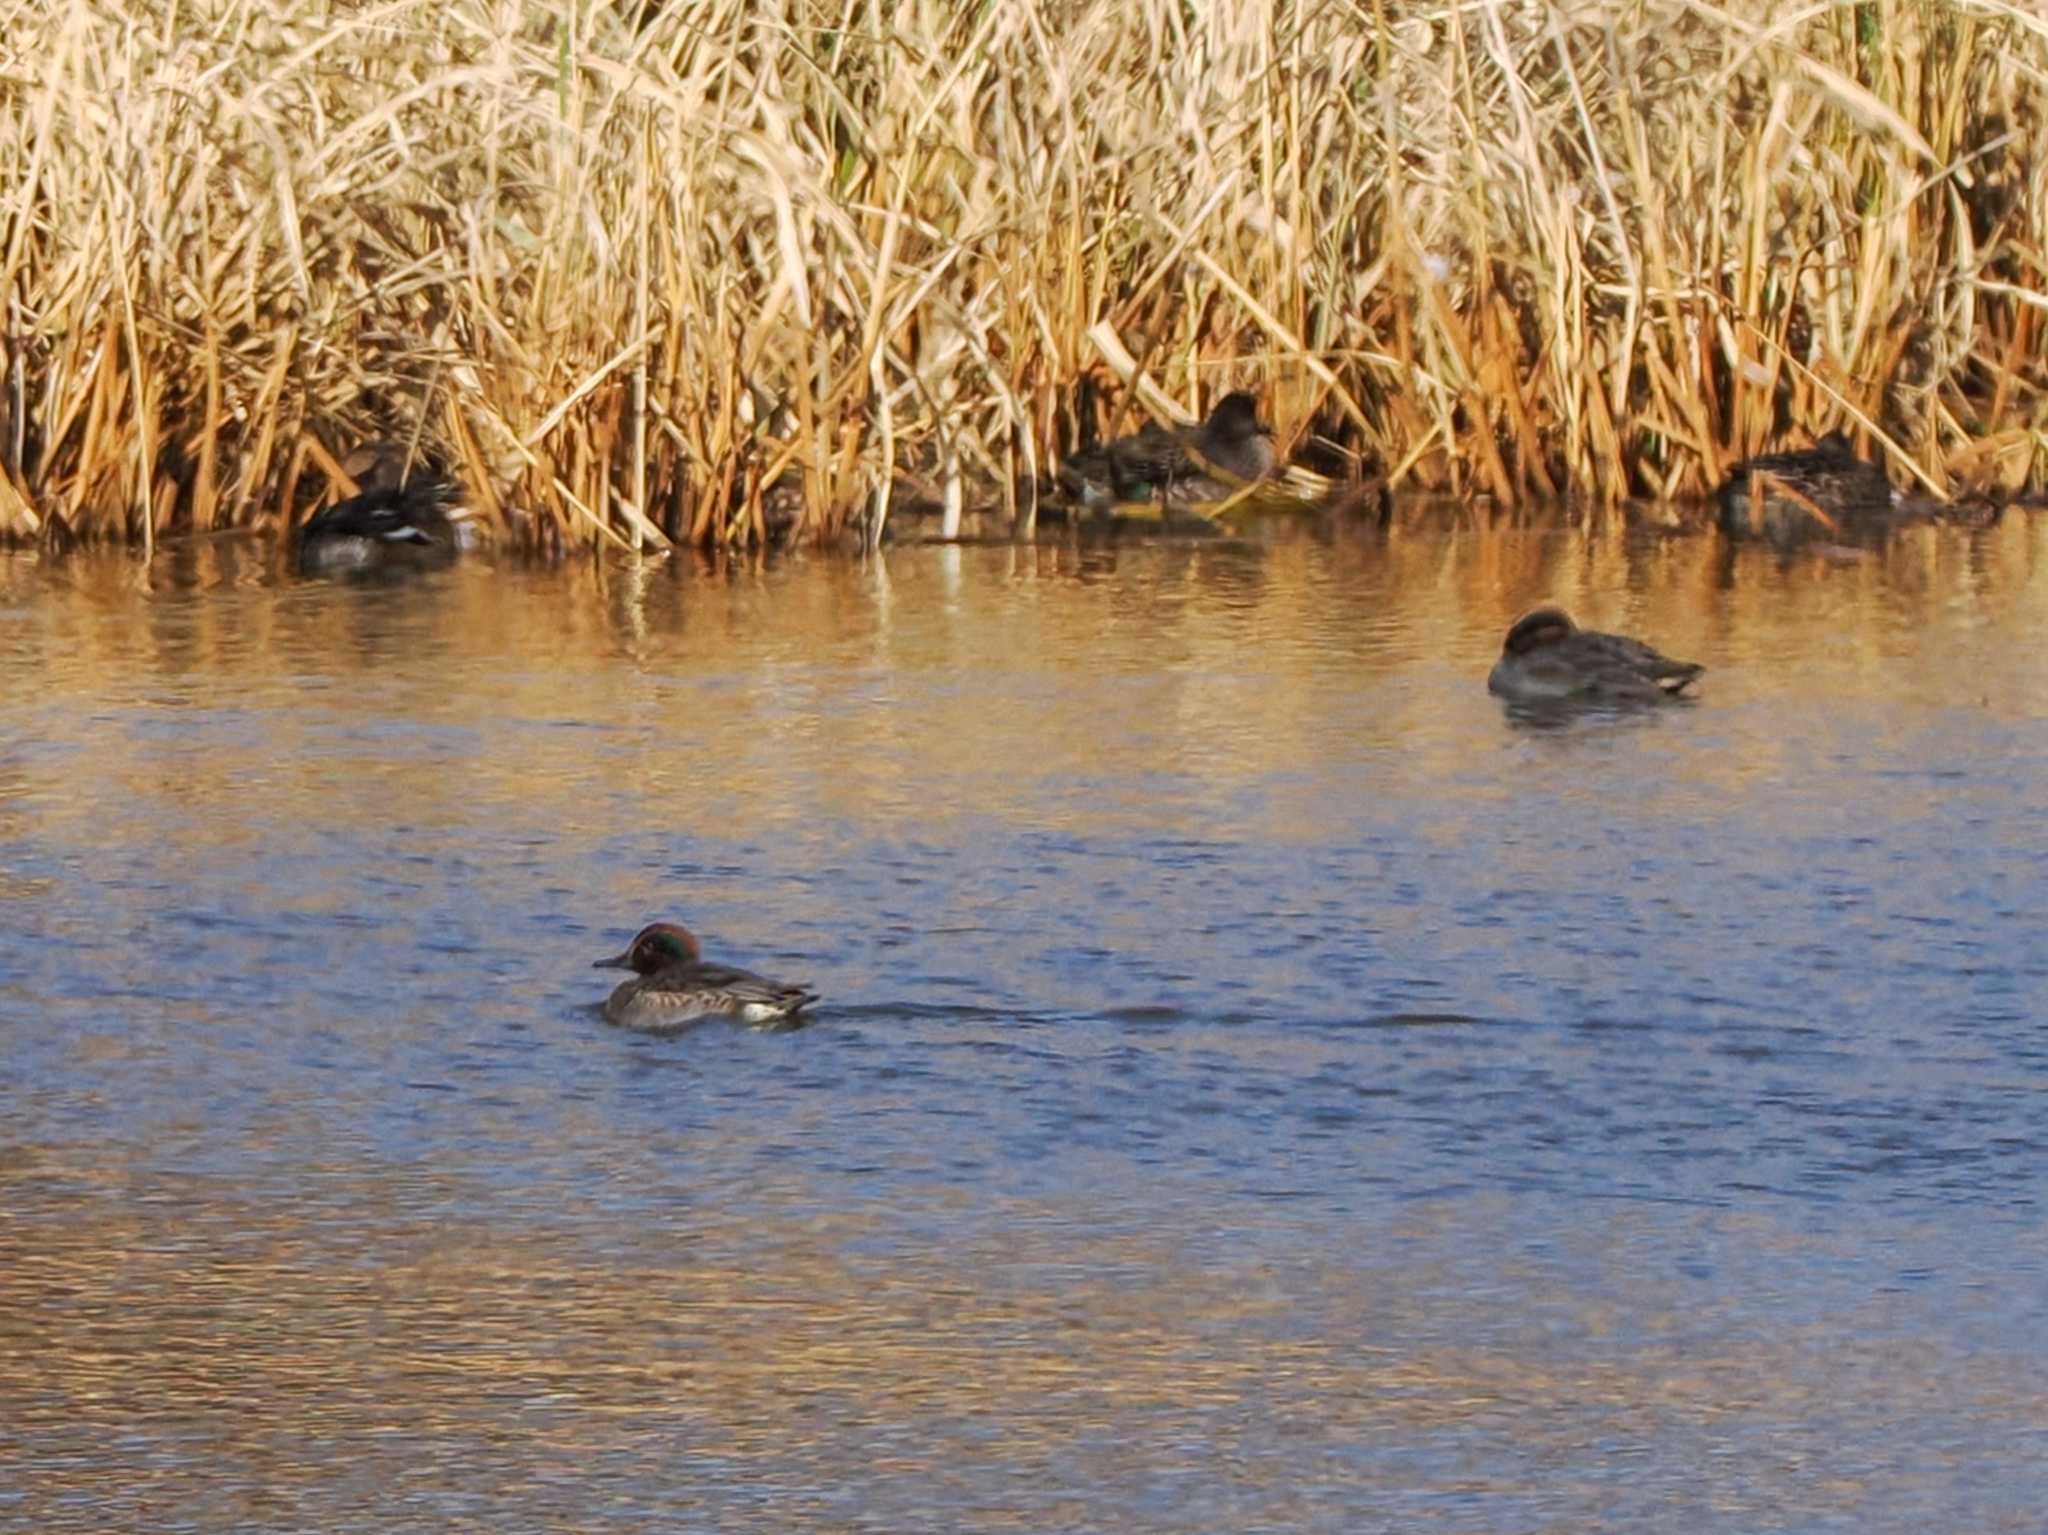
left=11, top=1168, right=2040, bottom=1529
left=6, top=511, right=2048, bottom=1527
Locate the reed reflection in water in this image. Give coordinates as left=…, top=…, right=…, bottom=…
left=3, top=512, right=2047, bottom=1531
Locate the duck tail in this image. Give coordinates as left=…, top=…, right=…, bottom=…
left=1660, top=663, right=1705, bottom=694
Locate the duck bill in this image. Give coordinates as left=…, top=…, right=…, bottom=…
left=593, top=951, right=634, bottom=970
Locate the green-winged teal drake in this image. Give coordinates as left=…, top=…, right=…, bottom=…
left=297, top=444, right=464, bottom=575
left=1488, top=608, right=1703, bottom=706
left=1058, top=391, right=1277, bottom=512
left=1715, top=434, right=1896, bottom=543
left=593, top=921, right=818, bottom=1032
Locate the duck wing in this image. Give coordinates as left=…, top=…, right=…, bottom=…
left=1719, top=442, right=1894, bottom=526
left=1105, top=422, right=1198, bottom=491
left=1566, top=631, right=1703, bottom=696
left=607, top=961, right=817, bottom=1032
left=302, top=481, right=456, bottom=545
left=683, top=960, right=818, bottom=1012
left=1058, top=421, right=1203, bottom=506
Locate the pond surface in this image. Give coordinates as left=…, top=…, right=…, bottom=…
left=4, top=512, right=2046, bottom=1531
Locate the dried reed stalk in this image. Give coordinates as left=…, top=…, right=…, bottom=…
left=0, top=0, right=2040, bottom=549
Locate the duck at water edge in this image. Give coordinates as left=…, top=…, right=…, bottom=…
left=1057, top=391, right=1278, bottom=514
left=296, top=443, right=466, bottom=575
left=1715, top=434, right=1897, bottom=543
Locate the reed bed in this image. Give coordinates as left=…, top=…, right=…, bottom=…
left=0, top=0, right=2042, bottom=551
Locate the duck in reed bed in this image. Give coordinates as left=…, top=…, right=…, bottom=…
left=1488, top=608, right=1703, bottom=706
left=1715, top=434, right=1896, bottom=543
left=1057, top=391, right=1278, bottom=513
left=593, top=921, right=818, bottom=1033
left=296, top=443, right=464, bottom=575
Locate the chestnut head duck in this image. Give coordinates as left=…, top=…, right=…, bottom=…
left=592, top=921, right=818, bottom=1032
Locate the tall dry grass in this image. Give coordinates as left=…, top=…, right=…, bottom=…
left=0, top=0, right=2042, bottom=551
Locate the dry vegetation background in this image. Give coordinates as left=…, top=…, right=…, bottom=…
left=0, top=0, right=2042, bottom=551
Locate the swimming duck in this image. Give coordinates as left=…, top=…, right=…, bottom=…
left=592, top=921, right=818, bottom=1032
left=1715, top=434, right=1896, bottom=542
left=296, top=444, right=463, bottom=575
left=1057, top=391, right=1277, bottom=512
left=1487, top=608, right=1703, bottom=706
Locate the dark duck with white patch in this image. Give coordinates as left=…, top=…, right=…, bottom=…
left=296, top=443, right=464, bottom=575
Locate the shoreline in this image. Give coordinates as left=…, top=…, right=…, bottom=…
left=7, top=489, right=2037, bottom=571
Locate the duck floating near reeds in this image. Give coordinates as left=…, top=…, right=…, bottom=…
left=296, top=443, right=464, bottom=575
left=1715, top=433, right=1897, bottom=543
left=1057, top=391, right=1277, bottom=513
left=593, top=921, right=818, bottom=1033
left=1487, top=608, right=1703, bottom=706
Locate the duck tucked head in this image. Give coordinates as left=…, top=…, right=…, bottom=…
left=1207, top=391, right=1273, bottom=443
left=594, top=922, right=703, bottom=973
left=1501, top=607, right=1578, bottom=656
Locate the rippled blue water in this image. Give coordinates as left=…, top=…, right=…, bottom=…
left=4, top=518, right=2046, bottom=1530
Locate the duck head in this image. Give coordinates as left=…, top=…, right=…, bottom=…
left=594, top=922, right=704, bottom=973
left=1207, top=391, right=1274, bottom=442
left=1500, top=607, right=1578, bottom=655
